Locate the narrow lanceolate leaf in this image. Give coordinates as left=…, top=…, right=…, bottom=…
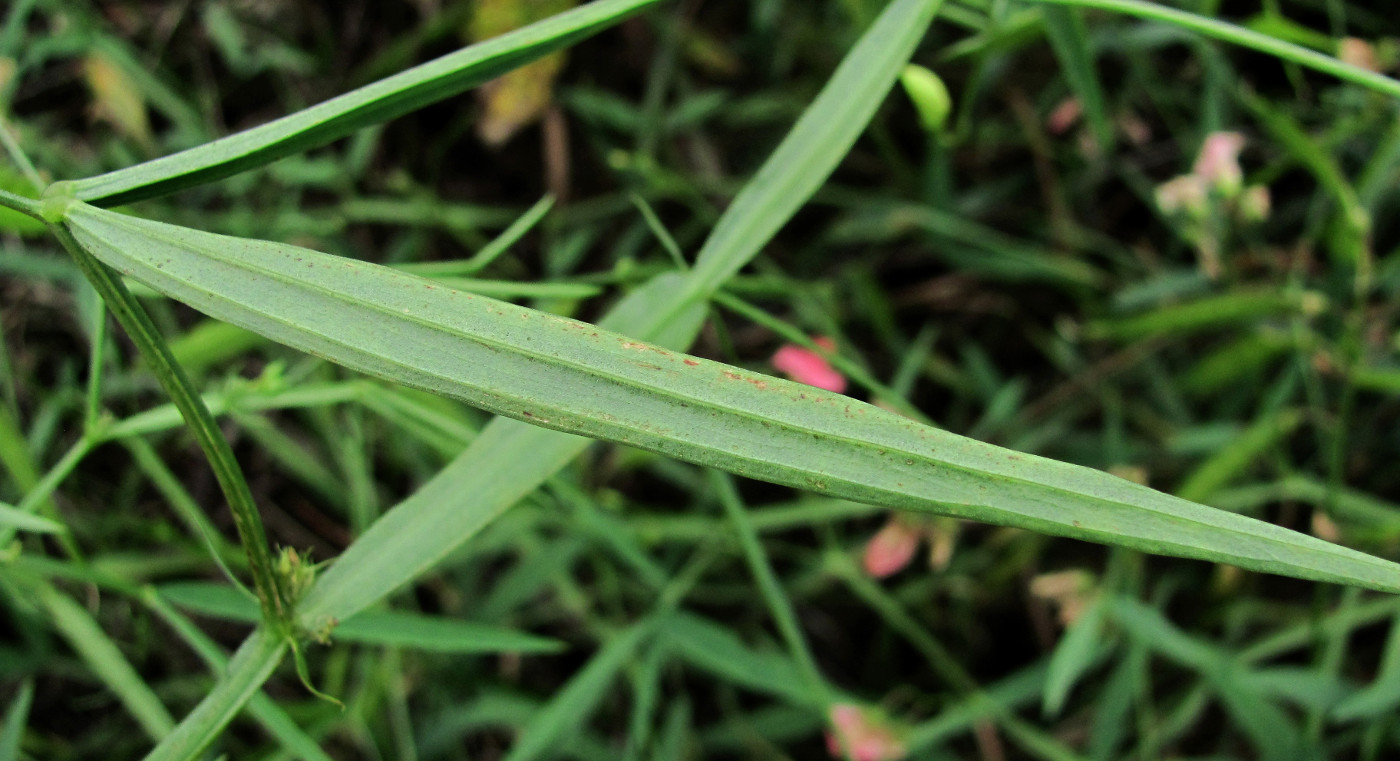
left=67, top=0, right=665, bottom=207
left=60, top=201, right=1400, bottom=594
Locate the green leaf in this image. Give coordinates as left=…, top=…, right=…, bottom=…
left=1021, top=0, right=1400, bottom=100
left=141, top=630, right=287, bottom=761
left=502, top=619, right=656, bottom=761
left=61, top=202, right=1400, bottom=594
left=0, top=679, right=33, bottom=761
left=35, top=583, right=176, bottom=742
left=1042, top=596, right=1109, bottom=716
left=159, top=582, right=566, bottom=654
left=0, top=500, right=64, bottom=533
left=658, top=612, right=820, bottom=707
left=67, top=0, right=666, bottom=207
left=1039, top=5, right=1113, bottom=150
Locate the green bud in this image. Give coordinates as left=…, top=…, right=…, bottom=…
left=900, top=64, right=952, bottom=134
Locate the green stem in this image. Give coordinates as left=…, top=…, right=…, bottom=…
left=84, top=292, right=109, bottom=432
left=711, top=471, right=832, bottom=708
left=1021, top=0, right=1400, bottom=99
left=0, top=187, right=41, bottom=218
left=47, top=221, right=289, bottom=630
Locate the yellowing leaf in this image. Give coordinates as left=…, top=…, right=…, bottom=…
left=81, top=53, right=153, bottom=150
left=468, top=0, right=579, bottom=145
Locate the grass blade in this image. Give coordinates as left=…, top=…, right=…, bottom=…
left=659, top=611, right=821, bottom=707
left=1040, top=5, right=1113, bottom=150
left=0, top=679, right=33, bottom=761
left=60, top=202, right=1400, bottom=594
left=141, top=630, right=287, bottom=761
left=35, top=583, right=176, bottom=742
left=501, top=619, right=656, bottom=761
left=0, top=500, right=64, bottom=533
left=66, top=0, right=666, bottom=206
left=1021, top=0, right=1400, bottom=99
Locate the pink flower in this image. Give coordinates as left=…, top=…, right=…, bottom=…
left=862, top=518, right=921, bottom=578
left=1338, top=38, right=1380, bottom=73
left=825, top=703, right=909, bottom=761
left=772, top=336, right=847, bottom=393
left=1154, top=174, right=1208, bottom=217
left=1191, top=131, right=1246, bottom=194
left=1046, top=97, right=1082, bottom=135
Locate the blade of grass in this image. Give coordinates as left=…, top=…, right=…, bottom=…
left=659, top=612, right=820, bottom=707
left=1040, top=5, right=1113, bottom=150
left=1175, top=409, right=1303, bottom=504
left=1020, top=0, right=1400, bottom=99
left=35, top=582, right=176, bottom=742
left=0, top=499, right=64, bottom=533
left=1240, top=88, right=1370, bottom=282
left=0, top=679, right=33, bottom=761
left=142, top=629, right=288, bottom=761
left=397, top=194, right=556, bottom=278
left=1086, top=289, right=1318, bottom=342
left=711, top=471, right=831, bottom=707
left=501, top=619, right=657, bottom=761
left=66, top=0, right=668, bottom=207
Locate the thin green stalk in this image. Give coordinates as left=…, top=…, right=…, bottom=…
left=0, top=679, right=32, bottom=761
left=1021, top=0, right=1400, bottom=99
left=0, top=187, right=40, bottom=218
left=396, top=194, right=556, bottom=277
left=630, top=192, right=688, bottom=270
left=0, top=115, right=43, bottom=192
left=0, top=437, right=91, bottom=558
left=45, top=219, right=288, bottom=630
left=711, top=471, right=831, bottom=708
left=83, top=295, right=109, bottom=432
left=122, top=437, right=253, bottom=598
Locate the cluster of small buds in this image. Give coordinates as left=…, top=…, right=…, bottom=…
left=1154, top=131, right=1272, bottom=278
left=862, top=515, right=959, bottom=578
left=824, top=703, right=911, bottom=761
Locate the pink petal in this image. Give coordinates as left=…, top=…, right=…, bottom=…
left=1047, top=97, right=1083, bottom=135
left=862, top=518, right=921, bottom=578
left=1192, top=132, right=1246, bottom=191
left=825, top=703, right=910, bottom=761
left=772, top=337, right=847, bottom=393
